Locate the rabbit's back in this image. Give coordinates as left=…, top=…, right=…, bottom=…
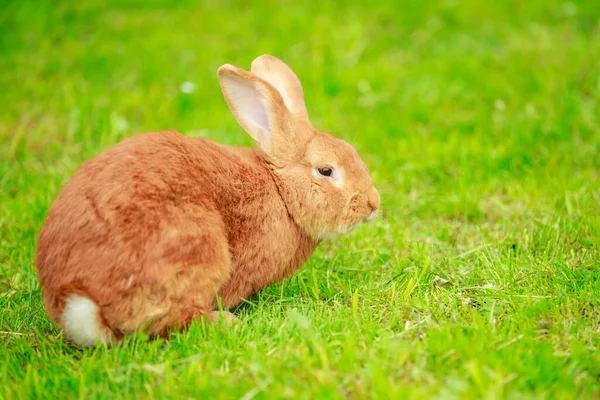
left=36, top=131, right=237, bottom=333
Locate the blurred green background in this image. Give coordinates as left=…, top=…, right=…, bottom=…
left=1, top=0, right=599, bottom=398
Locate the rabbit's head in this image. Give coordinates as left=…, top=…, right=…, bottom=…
left=218, top=55, right=379, bottom=241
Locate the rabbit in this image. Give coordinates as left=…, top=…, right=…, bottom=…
left=36, top=55, right=380, bottom=347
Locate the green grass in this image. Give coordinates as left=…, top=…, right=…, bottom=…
left=1, top=0, right=600, bottom=398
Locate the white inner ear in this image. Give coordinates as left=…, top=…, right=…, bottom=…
left=230, top=82, right=270, bottom=132
left=222, top=76, right=272, bottom=150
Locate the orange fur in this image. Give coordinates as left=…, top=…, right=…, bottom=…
left=36, top=55, right=379, bottom=345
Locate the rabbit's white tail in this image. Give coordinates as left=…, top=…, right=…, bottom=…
left=62, top=294, right=112, bottom=347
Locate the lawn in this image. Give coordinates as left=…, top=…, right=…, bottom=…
left=1, top=0, right=599, bottom=398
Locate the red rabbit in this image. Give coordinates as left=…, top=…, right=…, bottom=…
left=36, top=55, right=380, bottom=347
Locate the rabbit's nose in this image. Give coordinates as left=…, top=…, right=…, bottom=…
left=367, top=188, right=380, bottom=211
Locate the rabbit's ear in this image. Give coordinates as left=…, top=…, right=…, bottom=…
left=217, top=64, right=289, bottom=154
left=251, top=55, right=309, bottom=122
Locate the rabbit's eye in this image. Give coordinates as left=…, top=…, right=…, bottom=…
left=318, top=167, right=333, bottom=177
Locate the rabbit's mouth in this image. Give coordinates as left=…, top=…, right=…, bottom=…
left=365, top=210, right=378, bottom=222
left=341, top=210, right=378, bottom=235
left=315, top=210, right=378, bottom=241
